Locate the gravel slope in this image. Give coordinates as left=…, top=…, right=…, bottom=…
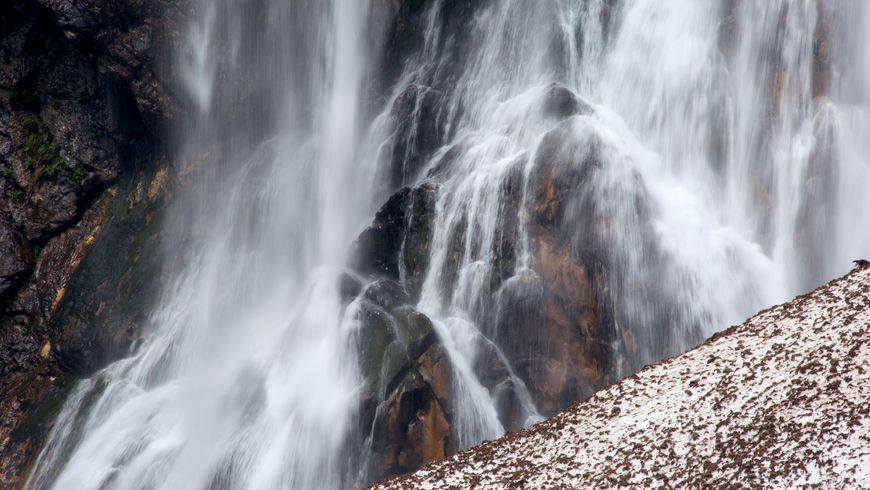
left=370, top=265, right=870, bottom=489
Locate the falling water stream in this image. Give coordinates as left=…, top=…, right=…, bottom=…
left=27, top=1, right=870, bottom=489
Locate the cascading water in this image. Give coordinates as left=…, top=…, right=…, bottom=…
left=27, top=1, right=870, bottom=489
left=28, top=0, right=378, bottom=488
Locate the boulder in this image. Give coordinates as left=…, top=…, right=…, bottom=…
left=541, top=83, right=592, bottom=120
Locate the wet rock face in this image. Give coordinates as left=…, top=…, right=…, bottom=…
left=505, top=115, right=710, bottom=415
left=351, top=82, right=633, bottom=475
left=353, top=181, right=438, bottom=303
left=473, top=119, right=619, bottom=416
left=350, top=173, right=535, bottom=481
left=50, top=166, right=174, bottom=375
left=374, top=0, right=503, bottom=194
left=384, top=84, right=444, bottom=191
left=376, top=0, right=490, bottom=92
left=367, top=344, right=455, bottom=478
left=348, top=176, right=469, bottom=481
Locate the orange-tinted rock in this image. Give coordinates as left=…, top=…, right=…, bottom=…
left=368, top=343, right=457, bottom=481
left=527, top=235, right=608, bottom=414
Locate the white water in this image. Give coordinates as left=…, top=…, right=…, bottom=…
left=27, top=1, right=870, bottom=489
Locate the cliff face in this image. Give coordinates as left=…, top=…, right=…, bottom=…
left=0, top=1, right=854, bottom=488
left=371, top=264, right=870, bottom=489
left=0, top=1, right=181, bottom=485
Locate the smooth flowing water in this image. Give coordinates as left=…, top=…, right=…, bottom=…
left=27, top=1, right=870, bottom=489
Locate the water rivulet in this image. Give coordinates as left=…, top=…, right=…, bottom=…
left=26, top=1, right=870, bottom=488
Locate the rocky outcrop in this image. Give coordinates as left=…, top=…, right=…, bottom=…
left=498, top=105, right=710, bottom=416
left=0, top=1, right=180, bottom=486
left=348, top=278, right=457, bottom=482
left=351, top=80, right=675, bottom=482
left=372, top=265, right=870, bottom=489
left=349, top=175, right=532, bottom=481
left=349, top=185, right=454, bottom=481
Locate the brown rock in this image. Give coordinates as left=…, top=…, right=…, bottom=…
left=367, top=342, right=457, bottom=482
left=527, top=235, right=607, bottom=415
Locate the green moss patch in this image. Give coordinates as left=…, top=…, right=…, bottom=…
left=18, top=116, right=87, bottom=184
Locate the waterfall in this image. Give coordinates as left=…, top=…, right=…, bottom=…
left=28, top=1, right=377, bottom=488
left=27, top=1, right=870, bottom=489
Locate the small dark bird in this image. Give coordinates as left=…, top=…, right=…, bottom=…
left=853, top=259, right=870, bottom=268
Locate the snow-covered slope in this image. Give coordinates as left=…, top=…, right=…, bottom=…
left=370, top=266, right=870, bottom=489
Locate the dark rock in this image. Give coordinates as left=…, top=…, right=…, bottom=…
left=401, top=182, right=438, bottom=299
left=353, top=297, right=437, bottom=398
left=34, top=0, right=181, bottom=130
left=377, top=0, right=433, bottom=90
left=362, top=279, right=412, bottom=312
left=0, top=0, right=177, bottom=485
left=469, top=336, right=531, bottom=432
left=352, top=182, right=437, bottom=302
left=485, top=122, right=617, bottom=416
left=380, top=0, right=493, bottom=91
left=0, top=0, right=155, bottom=244
left=488, top=162, right=524, bottom=293
left=527, top=120, right=602, bottom=240
left=0, top=371, right=73, bottom=488
left=384, top=84, right=444, bottom=190
left=354, top=300, right=399, bottom=395
left=481, top=119, right=708, bottom=417
left=472, top=337, right=512, bottom=394
left=355, top=189, right=413, bottom=280
left=0, top=220, right=32, bottom=301
left=50, top=165, right=173, bottom=375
